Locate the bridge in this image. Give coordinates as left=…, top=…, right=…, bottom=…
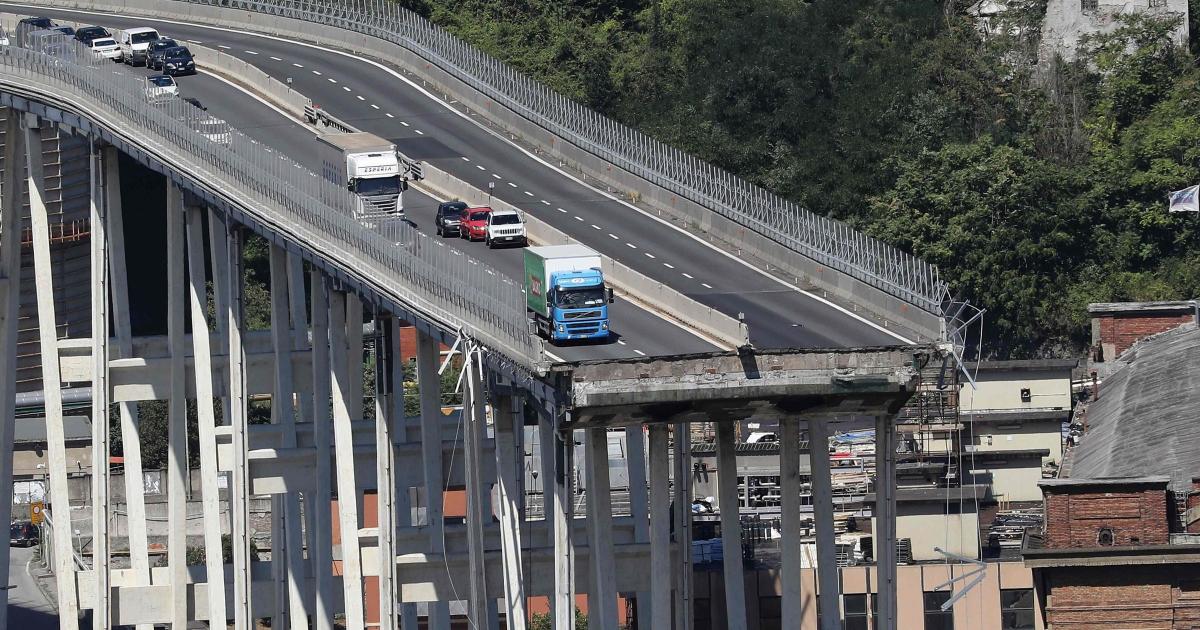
left=0, top=2, right=966, bottom=629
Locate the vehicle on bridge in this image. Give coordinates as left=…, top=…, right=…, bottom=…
left=485, top=208, right=527, bottom=248
left=435, top=200, right=468, bottom=237
left=144, top=75, right=179, bottom=103
left=316, top=131, right=407, bottom=220
left=118, top=26, right=160, bottom=66
left=525, top=244, right=613, bottom=342
left=88, top=37, right=120, bottom=61
left=459, top=206, right=491, bottom=241
left=146, top=38, right=179, bottom=70
left=160, top=47, right=196, bottom=76
left=15, top=16, right=54, bottom=43
left=73, top=25, right=111, bottom=45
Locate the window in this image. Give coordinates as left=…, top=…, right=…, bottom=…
left=1098, top=527, right=1115, bottom=546
left=924, top=590, right=955, bottom=630
left=1001, top=589, right=1035, bottom=630
left=1020, top=388, right=1032, bottom=403
left=844, top=594, right=876, bottom=630
left=1081, top=0, right=1099, bottom=11
left=1149, top=0, right=1168, bottom=7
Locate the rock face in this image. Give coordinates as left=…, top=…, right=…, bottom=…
left=1039, top=0, right=1190, bottom=61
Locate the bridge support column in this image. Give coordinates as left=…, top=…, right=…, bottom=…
left=185, top=204, right=228, bottom=627
left=329, top=289, right=365, bottom=629
left=625, top=423, right=650, bottom=630
left=780, top=417, right=805, bottom=627
left=494, top=390, right=527, bottom=630
left=647, top=425, right=672, bottom=629
left=0, top=110, right=23, bottom=630
left=165, top=182, right=188, bottom=630
left=809, top=417, right=841, bottom=630
left=309, top=272, right=335, bottom=630
left=106, top=144, right=153, bottom=630
left=216, top=218, right=254, bottom=629
left=415, top=329, right=450, bottom=630
left=673, top=423, right=693, bottom=630
left=374, top=315, right=399, bottom=630
left=286, top=252, right=317, bottom=626
left=463, top=345, right=490, bottom=628
left=90, top=139, right=112, bottom=630
left=268, top=243, right=308, bottom=629
left=875, top=415, right=898, bottom=630
left=547, top=412, right=574, bottom=630
left=585, top=427, right=618, bottom=630
left=716, top=422, right=748, bottom=630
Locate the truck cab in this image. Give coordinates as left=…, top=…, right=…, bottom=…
left=525, top=245, right=614, bottom=343
left=316, top=132, right=415, bottom=220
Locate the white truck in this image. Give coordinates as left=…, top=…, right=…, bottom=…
left=316, top=131, right=408, bottom=219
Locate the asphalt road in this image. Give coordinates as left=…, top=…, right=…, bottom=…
left=6, top=545, right=57, bottom=628
left=1, top=5, right=909, bottom=351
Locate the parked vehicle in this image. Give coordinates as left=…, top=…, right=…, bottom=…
left=9, top=521, right=39, bottom=547
left=315, top=132, right=406, bottom=219
left=160, top=46, right=195, bottom=76
left=485, top=208, right=527, bottom=248
left=460, top=206, right=491, bottom=241
left=145, top=37, right=178, bottom=70
left=74, top=25, right=110, bottom=45
left=144, top=74, right=179, bottom=102
left=435, top=201, right=468, bottom=237
left=119, top=27, right=160, bottom=65
left=88, top=36, right=120, bottom=60
left=524, top=244, right=613, bottom=342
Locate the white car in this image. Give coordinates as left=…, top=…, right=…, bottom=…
left=144, top=74, right=178, bottom=103
left=193, top=115, right=232, bottom=146
left=485, top=208, right=527, bottom=248
left=118, top=26, right=159, bottom=65
left=89, top=37, right=119, bottom=60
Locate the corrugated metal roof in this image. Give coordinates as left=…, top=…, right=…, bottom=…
left=1070, top=324, right=1200, bottom=493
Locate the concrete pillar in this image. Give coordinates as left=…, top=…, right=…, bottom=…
left=217, top=219, right=254, bottom=630
left=0, top=110, right=24, bottom=629
left=268, top=244, right=308, bottom=628
left=463, top=348, right=490, bottom=628
left=105, top=144, right=152, bottom=630
left=585, top=427, right=618, bottom=630
left=673, top=423, right=693, bottom=630
left=808, top=417, right=841, bottom=630
left=375, top=315, right=399, bottom=630
left=185, top=205, right=227, bottom=626
left=716, top=422, right=747, bottom=630
left=780, top=418, right=803, bottom=626
left=310, top=272, right=335, bottom=630
left=875, top=415, right=898, bottom=630
left=165, top=182, right=187, bottom=630
left=493, top=392, right=527, bottom=630
left=415, top=329, right=450, bottom=630
left=89, top=139, right=112, bottom=630
left=625, top=424, right=650, bottom=630
left=329, top=290, right=365, bottom=629
left=647, top=425, right=672, bottom=630
left=385, top=318, right=416, bottom=628
left=547, top=415, right=574, bottom=630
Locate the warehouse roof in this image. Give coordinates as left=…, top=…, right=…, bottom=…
left=1070, top=324, right=1200, bottom=493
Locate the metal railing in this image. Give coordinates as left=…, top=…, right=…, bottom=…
left=0, top=37, right=540, bottom=369
left=186, top=0, right=949, bottom=314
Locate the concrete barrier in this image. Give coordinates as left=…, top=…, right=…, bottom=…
left=418, top=166, right=750, bottom=350
left=11, top=0, right=944, bottom=341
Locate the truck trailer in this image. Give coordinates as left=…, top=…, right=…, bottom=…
left=524, top=244, right=613, bottom=342
left=316, top=131, right=406, bottom=219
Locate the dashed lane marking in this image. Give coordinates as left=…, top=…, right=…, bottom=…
left=682, top=273, right=694, bottom=279
left=663, top=263, right=675, bottom=269
left=626, top=242, right=637, bottom=249
left=244, top=50, right=258, bottom=55
left=702, top=283, right=713, bottom=289
left=269, top=56, right=282, bottom=61
left=385, top=113, right=394, bottom=118
left=634, top=349, right=647, bottom=356
left=415, top=129, right=424, bottom=135
left=645, top=252, right=656, bottom=259
left=524, top=191, right=535, bottom=197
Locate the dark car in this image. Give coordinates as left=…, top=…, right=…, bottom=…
left=160, top=46, right=195, bottom=76
left=435, top=201, right=468, bottom=237
left=49, top=25, right=74, bottom=37
left=74, top=25, right=111, bottom=45
left=10, top=521, right=39, bottom=547
left=146, top=38, right=178, bottom=70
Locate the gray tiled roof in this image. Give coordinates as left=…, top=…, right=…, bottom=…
left=1070, top=324, right=1200, bottom=493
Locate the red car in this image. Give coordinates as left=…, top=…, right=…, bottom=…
left=460, top=206, right=492, bottom=241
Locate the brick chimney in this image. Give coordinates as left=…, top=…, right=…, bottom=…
left=1188, top=477, right=1200, bottom=535
left=1088, top=301, right=1197, bottom=362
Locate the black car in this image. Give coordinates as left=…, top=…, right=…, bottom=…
left=435, top=201, right=468, bottom=237
left=74, top=25, right=111, bottom=45
left=15, top=17, right=53, bottom=44
left=146, top=38, right=178, bottom=70
left=160, top=46, right=196, bottom=76
left=10, top=521, right=39, bottom=547
left=49, top=25, right=74, bottom=37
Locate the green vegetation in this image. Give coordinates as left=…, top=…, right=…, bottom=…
left=399, top=0, right=1200, bottom=356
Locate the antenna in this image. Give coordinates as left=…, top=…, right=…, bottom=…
left=928, top=547, right=987, bottom=611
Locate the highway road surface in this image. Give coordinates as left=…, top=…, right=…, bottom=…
left=6, top=545, right=57, bottom=629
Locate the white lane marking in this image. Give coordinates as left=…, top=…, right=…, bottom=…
left=415, top=129, right=424, bottom=135
left=524, top=191, right=534, bottom=197
left=609, top=233, right=619, bottom=240
left=540, top=200, right=550, bottom=205
left=617, top=339, right=627, bottom=345
left=292, top=62, right=303, bottom=67
left=269, top=56, right=282, bottom=61
left=462, top=157, right=471, bottom=162
left=356, top=95, right=365, bottom=101
left=370, top=104, right=379, bottom=109
left=312, top=70, right=322, bottom=75
left=187, top=39, right=202, bottom=44
left=702, top=283, right=713, bottom=289
left=328, top=78, right=338, bottom=83
left=343, top=86, right=351, bottom=92
left=244, top=50, right=258, bottom=55
left=508, top=182, right=518, bottom=188
left=634, top=349, right=646, bottom=356
left=574, top=215, right=584, bottom=221
left=557, top=207, right=567, bottom=213
left=626, top=242, right=637, bottom=249
left=591, top=224, right=601, bottom=230
left=400, top=121, right=410, bottom=127
left=217, top=44, right=230, bottom=49
left=645, top=252, right=656, bottom=259
left=682, top=273, right=694, bottom=279
left=476, top=165, right=486, bottom=171
left=663, top=263, right=675, bottom=269
left=385, top=113, right=394, bottom=118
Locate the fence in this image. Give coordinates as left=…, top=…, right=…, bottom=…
left=0, top=36, right=540, bottom=370
left=177, top=0, right=950, bottom=316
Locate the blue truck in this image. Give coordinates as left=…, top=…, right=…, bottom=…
left=524, top=244, right=613, bottom=342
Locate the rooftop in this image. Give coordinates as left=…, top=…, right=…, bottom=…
left=1087, top=300, right=1197, bottom=315
left=963, top=359, right=1078, bottom=372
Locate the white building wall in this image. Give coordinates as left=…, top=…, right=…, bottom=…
left=1041, top=0, right=1189, bottom=60
left=960, top=370, right=1072, bottom=414
left=969, top=418, right=1064, bottom=464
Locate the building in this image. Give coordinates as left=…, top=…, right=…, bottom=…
left=869, top=485, right=988, bottom=563
left=1089, top=300, right=1196, bottom=365
left=1041, top=0, right=1190, bottom=61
